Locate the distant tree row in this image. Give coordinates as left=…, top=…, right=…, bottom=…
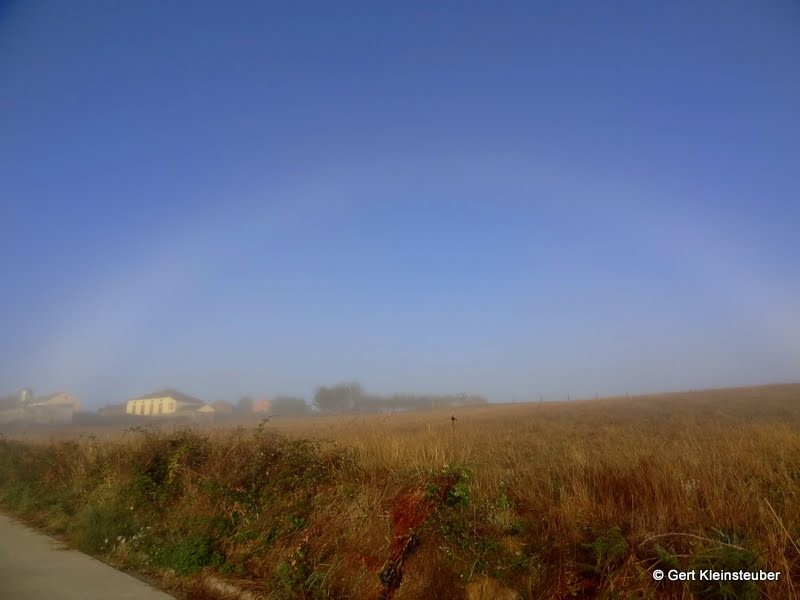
left=312, top=382, right=487, bottom=414
left=270, top=396, right=309, bottom=416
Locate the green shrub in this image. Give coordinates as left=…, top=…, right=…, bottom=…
left=690, top=531, right=761, bottom=600
left=427, top=464, right=472, bottom=508
left=584, top=526, right=628, bottom=574
left=151, top=536, right=222, bottom=575
left=73, top=502, right=137, bottom=555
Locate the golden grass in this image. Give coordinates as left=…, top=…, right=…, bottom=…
left=2, top=383, right=799, bottom=599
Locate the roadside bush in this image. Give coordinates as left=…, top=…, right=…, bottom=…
left=73, top=502, right=138, bottom=555
left=150, top=536, right=222, bottom=575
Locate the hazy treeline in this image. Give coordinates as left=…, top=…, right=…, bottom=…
left=312, top=382, right=487, bottom=414
left=268, top=396, right=309, bottom=415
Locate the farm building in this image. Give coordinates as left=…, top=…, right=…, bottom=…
left=25, top=393, right=81, bottom=423
left=125, top=389, right=206, bottom=417
left=252, top=398, right=271, bottom=413
left=0, top=389, right=80, bottom=424
left=0, top=392, right=26, bottom=424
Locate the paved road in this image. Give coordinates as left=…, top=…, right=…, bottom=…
left=0, top=512, right=175, bottom=599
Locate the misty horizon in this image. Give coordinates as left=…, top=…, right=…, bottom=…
left=8, top=378, right=800, bottom=414
left=2, top=2, right=799, bottom=410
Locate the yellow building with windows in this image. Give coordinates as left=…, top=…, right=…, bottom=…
left=125, top=389, right=205, bottom=416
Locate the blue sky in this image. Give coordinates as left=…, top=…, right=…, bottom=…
left=1, top=1, right=799, bottom=407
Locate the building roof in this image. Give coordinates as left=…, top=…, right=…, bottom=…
left=129, top=389, right=205, bottom=405
left=1, top=391, right=79, bottom=412
left=27, top=393, right=78, bottom=407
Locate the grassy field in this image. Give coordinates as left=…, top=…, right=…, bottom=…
left=1, top=384, right=799, bottom=599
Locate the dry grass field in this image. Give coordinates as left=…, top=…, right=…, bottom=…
left=1, top=384, right=799, bottom=599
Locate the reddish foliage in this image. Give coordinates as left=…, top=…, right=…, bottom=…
left=377, top=473, right=458, bottom=600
